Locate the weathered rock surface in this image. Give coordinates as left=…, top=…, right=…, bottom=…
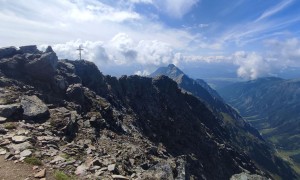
left=24, top=52, right=58, bottom=81
left=21, top=95, right=49, bottom=121
left=19, top=149, right=32, bottom=157
left=66, top=83, right=84, bottom=104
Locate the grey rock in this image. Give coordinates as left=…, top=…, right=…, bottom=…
left=45, top=46, right=54, bottom=53
left=53, top=75, right=68, bottom=91
left=34, top=168, right=46, bottom=178
left=230, top=172, right=269, bottom=180
left=0, top=127, right=8, bottom=134
left=0, top=103, right=21, bottom=118
left=20, top=149, right=32, bottom=157
left=21, top=95, right=49, bottom=120
left=12, top=135, right=28, bottom=143
left=19, top=45, right=39, bottom=54
left=75, top=164, right=88, bottom=176
left=4, top=152, right=13, bottom=159
left=175, top=156, right=187, bottom=180
left=66, top=84, right=84, bottom=104
left=0, top=46, right=17, bottom=59
left=111, top=175, right=129, bottom=180
left=25, top=52, right=58, bottom=81
left=7, top=141, right=32, bottom=152
left=108, top=164, right=116, bottom=172
left=0, top=148, right=7, bottom=155
left=141, top=162, right=174, bottom=180
left=50, top=156, right=66, bottom=164
left=0, top=116, right=7, bottom=122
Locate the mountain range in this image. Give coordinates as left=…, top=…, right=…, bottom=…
left=0, top=46, right=298, bottom=179
left=219, top=77, right=300, bottom=174
left=150, top=64, right=299, bottom=179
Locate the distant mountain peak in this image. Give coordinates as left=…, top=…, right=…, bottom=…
left=167, top=64, right=176, bottom=68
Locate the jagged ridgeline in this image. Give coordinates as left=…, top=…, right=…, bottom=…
left=0, top=46, right=297, bottom=179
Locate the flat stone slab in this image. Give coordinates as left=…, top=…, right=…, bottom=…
left=20, top=149, right=32, bottom=157
left=12, top=136, right=28, bottom=143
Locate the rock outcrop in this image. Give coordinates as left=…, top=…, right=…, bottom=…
left=0, top=46, right=298, bottom=180
left=21, top=95, right=49, bottom=121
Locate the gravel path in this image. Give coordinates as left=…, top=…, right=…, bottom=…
left=0, top=156, right=55, bottom=180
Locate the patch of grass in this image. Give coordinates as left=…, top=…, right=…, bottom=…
left=24, top=157, right=43, bottom=166
left=276, top=149, right=300, bottom=176
left=4, top=123, right=16, bottom=130
left=221, top=112, right=234, bottom=124
left=54, top=171, right=73, bottom=180
left=61, top=153, right=71, bottom=160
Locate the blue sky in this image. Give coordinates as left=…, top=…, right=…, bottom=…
left=1, top=0, right=300, bottom=79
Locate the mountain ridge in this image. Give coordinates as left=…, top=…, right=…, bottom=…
left=150, top=64, right=298, bottom=179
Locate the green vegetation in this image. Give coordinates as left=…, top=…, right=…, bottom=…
left=276, top=149, right=300, bottom=175
left=24, top=156, right=43, bottom=166
left=4, top=123, right=16, bottom=129
left=221, top=112, right=234, bottom=124
left=54, top=171, right=73, bottom=180
left=61, top=153, right=71, bottom=160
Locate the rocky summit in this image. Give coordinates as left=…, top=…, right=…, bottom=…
left=0, top=46, right=298, bottom=179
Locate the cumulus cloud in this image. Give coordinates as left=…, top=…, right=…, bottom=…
left=232, top=52, right=271, bottom=79
left=136, top=40, right=177, bottom=65
left=231, top=38, right=300, bottom=79
left=134, top=70, right=150, bottom=76
left=39, top=40, right=109, bottom=67
left=39, top=33, right=183, bottom=74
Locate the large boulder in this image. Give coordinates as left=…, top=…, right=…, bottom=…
left=21, top=95, right=49, bottom=121
left=0, top=47, right=17, bottom=59
left=0, top=54, right=26, bottom=78
left=25, top=52, right=58, bottom=81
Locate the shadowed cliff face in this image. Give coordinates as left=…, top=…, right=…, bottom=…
left=0, top=46, right=298, bottom=179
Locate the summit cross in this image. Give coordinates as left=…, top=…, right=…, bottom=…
left=77, top=45, right=84, bottom=60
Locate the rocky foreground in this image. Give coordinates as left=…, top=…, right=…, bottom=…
left=0, top=46, right=296, bottom=179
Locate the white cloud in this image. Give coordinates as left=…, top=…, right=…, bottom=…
left=153, top=0, right=199, bottom=18
left=231, top=38, right=300, bottom=79
left=134, top=70, right=150, bottom=76
left=40, top=33, right=183, bottom=70
left=136, top=40, right=176, bottom=65
left=233, top=51, right=271, bottom=79
left=39, top=40, right=109, bottom=67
